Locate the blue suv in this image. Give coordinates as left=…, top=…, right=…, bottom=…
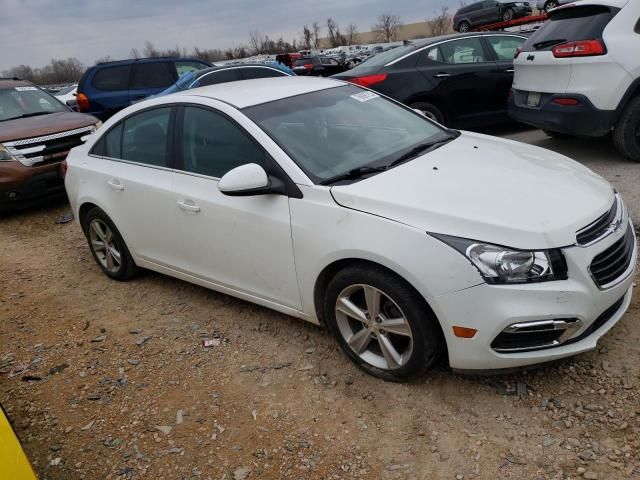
left=76, top=57, right=210, bottom=120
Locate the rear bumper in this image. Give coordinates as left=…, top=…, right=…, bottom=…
left=0, top=161, right=66, bottom=211
left=509, top=90, right=615, bottom=137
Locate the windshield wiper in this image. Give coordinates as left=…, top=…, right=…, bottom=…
left=386, top=133, right=459, bottom=169
left=533, top=38, right=566, bottom=50
left=2, top=111, right=51, bottom=122
left=320, top=165, right=389, bottom=186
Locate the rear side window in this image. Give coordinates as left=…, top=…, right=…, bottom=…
left=92, top=65, right=132, bottom=91
left=523, top=6, right=618, bottom=51
left=121, top=108, right=172, bottom=166
left=130, top=62, right=175, bottom=90
left=436, top=38, right=487, bottom=64
left=174, top=60, right=208, bottom=76
left=240, top=67, right=287, bottom=80
left=197, top=69, right=241, bottom=86
left=486, top=36, right=525, bottom=61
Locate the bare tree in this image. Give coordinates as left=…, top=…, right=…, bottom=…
left=373, top=13, right=402, bottom=42
left=130, top=48, right=141, bottom=59
left=427, top=7, right=453, bottom=37
left=143, top=41, right=160, bottom=58
left=311, top=22, right=321, bottom=49
left=326, top=18, right=346, bottom=48
left=302, top=25, right=312, bottom=49
left=249, top=30, right=267, bottom=54
left=94, top=56, right=113, bottom=64
left=345, top=23, right=359, bottom=45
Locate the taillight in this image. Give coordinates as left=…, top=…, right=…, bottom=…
left=552, top=98, right=580, bottom=106
left=514, top=47, right=522, bottom=59
left=552, top=40, right=605, bottom=58
left=60, top=160, right=68, bottom=178
left=347, top=73, right=388, bottom=88
left=76, top=92, right=90, bottom=112
left=304, top=63, right=314, bottom=70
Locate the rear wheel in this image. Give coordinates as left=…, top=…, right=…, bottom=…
left=410, top=101, right=447, bottom=125
left=457, top=21, right=470, bottom=33
left=613, top=96, right=640, bottom=162
left=323, top=264, right=444, bottom=382
left=82, top=207, right=138, bottom=281
left=544, top=1, right=559, bottom=13
left=543, top=129, right=571, bottom=139
left=502, top=8, right=515, bottom=21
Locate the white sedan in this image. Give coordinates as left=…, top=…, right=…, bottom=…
left=64, top=77, right=636, bottom=381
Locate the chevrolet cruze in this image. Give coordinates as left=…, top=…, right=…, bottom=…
left=64, top=77, right=636, bottom=381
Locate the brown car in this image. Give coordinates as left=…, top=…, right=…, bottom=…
left=0, top=78, right=99, bottom=212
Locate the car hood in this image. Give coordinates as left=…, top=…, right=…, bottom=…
left=330, top=132, right=614, bottom=249
left=0, top=111, right=97, bottom=143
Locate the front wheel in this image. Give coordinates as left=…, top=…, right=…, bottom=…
left=613, top=96, right=640, bottom=162
left=324, top=264, right=444, bottom=382
left=502, top=8, right=514, bottom=21
left=544, top=1, right=559, bottom=13
left=410, top=101, right=447, bottom=125
left=457, top=21, right=470, bottom=33
left=82, top=207, right=138, bottom=281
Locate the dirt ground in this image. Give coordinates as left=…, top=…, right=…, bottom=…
left=1, top=199, right=639, bottom=480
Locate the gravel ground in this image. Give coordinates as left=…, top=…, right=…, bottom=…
left=1, top=128, right=639, bottom=480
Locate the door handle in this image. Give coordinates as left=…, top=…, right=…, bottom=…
left=434, top=73, right=451, bottom=79
left=177, top=200, right=201, bottom=213
left=107, top=180, right=124, bottom=191
left=504, top=68, right=515, bottom=73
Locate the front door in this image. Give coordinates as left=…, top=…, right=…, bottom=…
left=171, top=105, right=301, bottom=309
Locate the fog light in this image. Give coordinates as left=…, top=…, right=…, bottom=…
left=7, top=191, right=19, bottom=200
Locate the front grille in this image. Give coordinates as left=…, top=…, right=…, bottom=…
left=4, top=125, right=94, bottom=167
left=576, top=199, right=618, bottom=245
left=589, top=225, right=635, bottom=288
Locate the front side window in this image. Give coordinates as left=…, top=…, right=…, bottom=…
left=197, top=69, right=241, bottom=87
left=0, top=86, right=66, bottom=122
left=486, top=36, right=525, bottom=60
left=121, top=107, right=171, bottom=166
left=439, top=38, right=487, bottom=64
left=130, top=63, right=175, bottom=90
left=180, top=106, right=266, bottom=178
left=245, top=85, right=451, bottom=184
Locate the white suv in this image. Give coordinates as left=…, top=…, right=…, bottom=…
left=509, top=0, right=640, bottom=161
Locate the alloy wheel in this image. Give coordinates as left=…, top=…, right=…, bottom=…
left=503, top=9, right=514, bottom=21
left=335, top=284, right=413, bottom=370
left=459, top=23, right=470, bottom=33
left=89, top=219, right=122, bottom=273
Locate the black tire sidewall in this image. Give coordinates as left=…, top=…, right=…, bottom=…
left=458, top=21, right=470, bottom=32
left=81, top=207, right=136, bottom=281
left=323, top=264, right=444, bottom=382
left=502, top=9, right=514, bottom=21
left=410, top=101, right=446, bottom=125
left=614, top=96, right=640, bottom=162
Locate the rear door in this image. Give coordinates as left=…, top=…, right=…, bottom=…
left=478, top=1, right=501, bottom=24
left=513, top=4, right=619, bottom=96
left=483, top=34, right=526, bottom=110
left=417, top=36, right=497, bottom=123
left=129, top=61, right=177, bottom=103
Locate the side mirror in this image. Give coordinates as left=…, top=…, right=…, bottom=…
left=218, top=163, right=272, bottom=197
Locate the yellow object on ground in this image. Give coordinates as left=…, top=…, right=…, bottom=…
left=0, top=405, right=37, bottom=480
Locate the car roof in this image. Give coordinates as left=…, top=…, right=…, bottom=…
left=93, top=57, right=205, bottom=67
left=555, top=0, right=629, bottom=8
left=173, top=76, right=345, bottom=109
left=0, top=78, right=34, bottom=89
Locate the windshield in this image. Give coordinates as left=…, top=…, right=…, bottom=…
left=0, top=85, right=67, bottom=122
left=244, top=85, right=451, bottom=184
left=162, top=71, right=198, bottom=95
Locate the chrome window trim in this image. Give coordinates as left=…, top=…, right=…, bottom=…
left=87, top=153, right=175, bottom=173
left=384, top=34, right=527, bottom=66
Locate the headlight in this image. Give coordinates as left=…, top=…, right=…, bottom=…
left=0, top=144, right=16, bottom=162
left=431, top=233, right=567, bottom=284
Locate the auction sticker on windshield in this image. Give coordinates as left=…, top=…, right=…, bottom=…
left=351, top=91, right=379, bottom=102
left=15, top=86, right=37, bottom=91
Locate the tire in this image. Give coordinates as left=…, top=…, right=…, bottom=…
left=543, top=129, right=571, bottom=139
left=457, top=21, right=470, bottom=33
left=323, top=263, right=444, bottom=382
left=410, top=101, right=447, bottom=125
left=81, top=207, right=138, bottom=281
left=502, top=8, right=514, bottom=21
left=544, top=1, right=559, bottom=12
left=613, top=96, right=640, bottom=162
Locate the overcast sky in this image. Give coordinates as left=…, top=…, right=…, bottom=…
left=0, top=0, right=461, bottom=71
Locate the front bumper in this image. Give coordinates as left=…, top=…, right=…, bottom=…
left=0, top=161, right=66, bottom=211
left=509, top=90, right=615, bottom=137
left=432, top=222, right=637, bottom=370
